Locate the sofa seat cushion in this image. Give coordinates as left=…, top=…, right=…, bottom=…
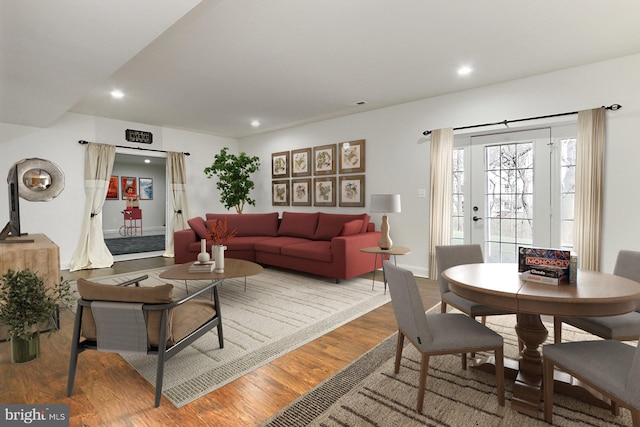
left=278, top=211, right=319, bottom=239
left=205, top=212, right=279, bottom=237
left=254, top=236, right=311, bottom=254
left=225, top=236, right=273, bottom=251
left=281, top=240, right=333, bottom=262
left=313, top=213, right=370, bottom=240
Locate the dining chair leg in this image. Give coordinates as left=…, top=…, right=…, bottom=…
left=495, top=346, right=505, bottom=406
left=543, top=357, right=555, bottom=423
left=631, top=408, right=640, bottom=427
left=417, top=353, right=429, bottom=413
left=394, top=331, right=405, bottom=374
left=553, top=317, right=563, bottom=343
left=440, top=301, right=447, bottom=313
left=461, top=352, right=467, bottom=370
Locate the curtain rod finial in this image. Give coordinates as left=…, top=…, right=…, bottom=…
left=422, top=130, right=431, bottom=136
left=606, top=104, right=622, bottom=111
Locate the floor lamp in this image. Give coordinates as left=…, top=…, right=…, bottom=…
left=370, top=194, right=401, bottom=250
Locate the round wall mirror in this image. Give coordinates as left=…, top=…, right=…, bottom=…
left=23, top=168, right=53, bottom=191
left=12, top=158, right=65, bottom=202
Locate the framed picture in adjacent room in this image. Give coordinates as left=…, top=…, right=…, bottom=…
left=107, top=176, right=119, bottom=200
left=121, top=176, right=137, bottom=199
left=139, top=177, right=153, bottom=200
left=313, top=176, right=336, bottom=207
left=313, top=144, right=336, bottom=175
left=338, top=139, right=365, bottom=174
left=291, top=148, right=312, bottom=177
left=339, top=174, right=365, bottom=207
left=272, top=151, right=290, bottom=178
left=272, top=180, right=290, bottom=206
left=291, top=178, right=312, bottom=206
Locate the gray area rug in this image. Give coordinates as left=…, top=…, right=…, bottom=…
left=69, top=266, right=390, bottom=407
left=260, top=310, right=634, bottom=426
left=104, top=234, right=165, bottom=255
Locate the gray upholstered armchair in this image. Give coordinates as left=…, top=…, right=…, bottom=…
left=383, top=260, right=504, bottom=413
left=67, top=275, right=223, bottom=407
left=554, top=250, right=640, bottom=343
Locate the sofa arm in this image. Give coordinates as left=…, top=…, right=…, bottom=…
left=174, top=228, right=197, bottom=264
left=331, top=231, right=383, bottom=279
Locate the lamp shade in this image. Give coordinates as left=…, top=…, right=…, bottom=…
left=370, top=194, right=401, bottom=214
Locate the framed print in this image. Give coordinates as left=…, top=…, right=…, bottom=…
left=139, top=177, right=153, bottom=200
left=107, top=176, right=119, bottom=200
left=313, top=144, right=336, bottom=176
left=338, top=139, right=366, bottom=174
left=291, top=148, right=312, bottom=177
left=272, top=180, right=290, bottom=206
left=291, top=178, right=312, bottom=206
left=339, top=174, right=365, bottom=207
left=121, top=176, right=137, bottom=199
left=313, top=176, right=336, bottom=207
left=272, top=151, right=290, bottom=178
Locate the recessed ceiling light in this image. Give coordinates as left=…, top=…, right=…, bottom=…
left=110, top=89, right=124, bottom=99
left=250, top=120, right=261, bottom=128
left=144, top=159, right=151, bottom=164
left=457, top=66, right=473, bottom=76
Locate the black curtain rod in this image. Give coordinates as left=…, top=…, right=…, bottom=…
left=78, top=140, right=190, bottom=156
left=421, top=104, right=622, bottom=136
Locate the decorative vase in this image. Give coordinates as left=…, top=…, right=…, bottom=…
left=197, top=239, right=210, bottom=263
left=213, top=245, right=226, bottom=273
left=11, top=331, right=40, bottom=364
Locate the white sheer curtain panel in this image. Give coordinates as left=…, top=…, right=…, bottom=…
left=69, top=143, right=116, bottom=271
left=428, top=128, right=454, bottom=280
left=163, top=152, right=190, bottom=258
left=574, top=108, right=605, bottom=271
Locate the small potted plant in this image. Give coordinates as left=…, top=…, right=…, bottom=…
left=0, top=268, right=72, bottom=363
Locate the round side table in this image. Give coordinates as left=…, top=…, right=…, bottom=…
left=360, top=246, right=411, bottom=293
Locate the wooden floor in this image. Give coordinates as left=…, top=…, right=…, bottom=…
left=1, top=257, right=441, bottom=427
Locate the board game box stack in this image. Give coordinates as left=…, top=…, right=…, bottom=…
left=518, top=246, right=577, bottom=285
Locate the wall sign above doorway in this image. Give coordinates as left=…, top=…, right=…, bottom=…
left=125, top=129, right=153, bottom=144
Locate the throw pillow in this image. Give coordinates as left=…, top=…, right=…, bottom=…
left=187, top=216, right=209, bottom=240
left=340, top=219, right=364, bottom=236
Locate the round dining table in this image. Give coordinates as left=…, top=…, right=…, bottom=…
left=442, top=263, right=640, bottom=418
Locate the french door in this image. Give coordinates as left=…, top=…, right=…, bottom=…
left=453, top=126, right=575, bottom=263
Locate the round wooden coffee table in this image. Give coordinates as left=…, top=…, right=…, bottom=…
left=160, top=258, right=263, bottom=292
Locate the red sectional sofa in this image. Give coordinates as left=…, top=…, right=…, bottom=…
left=173, top=211, right=383, bottom=281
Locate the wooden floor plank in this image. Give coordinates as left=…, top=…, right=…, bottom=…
left=1, top=257, right=440, bottom=426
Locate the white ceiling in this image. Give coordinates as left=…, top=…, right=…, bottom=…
left=3, top=0, right=640, bottom=138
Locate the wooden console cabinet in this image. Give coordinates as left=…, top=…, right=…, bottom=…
left=0, top=233, right=61, bottom=290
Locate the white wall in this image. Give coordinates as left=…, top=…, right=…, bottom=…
left=240, top=54, right=640, bottom=276
left=2, top=54, right=639, bottom=275
left=0, top=113, right=238, bottom=269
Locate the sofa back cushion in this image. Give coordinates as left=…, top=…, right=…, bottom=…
left=278, top=211, right=319, bottom=239
left=187, top=216, right=209, bottom=240
left=205, top=212, right=279, bottom=237
left=340, top=219, right=364, bottom=236
left=313, top=213, right=370, bottom=240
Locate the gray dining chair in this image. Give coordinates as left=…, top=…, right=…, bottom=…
left=543, top=339, right=640, bottom=424
left=435, top=244, right=515, bottom=322
left=554, top=250, right=640, bottom=343
left=383, top=260, right=505, bottom=413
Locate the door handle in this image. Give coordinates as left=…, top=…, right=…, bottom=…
left=473, top=216, right=482, bottom=222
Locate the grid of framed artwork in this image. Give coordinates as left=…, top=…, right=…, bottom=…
left=271, top=139, right=365, bottom=207
left=106, top=176, right=154, bottom=201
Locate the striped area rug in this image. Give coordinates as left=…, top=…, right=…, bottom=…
left=260, top=309, right=635, bottom=427
left=69, top=266, right=390, bottom=407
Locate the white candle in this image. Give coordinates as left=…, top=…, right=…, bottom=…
left=201, top=239, right=206, bottom=254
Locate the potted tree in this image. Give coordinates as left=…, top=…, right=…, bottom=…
left=0, top=268, right=72, bottom=363
left=204, top=147, right=261, bottom=213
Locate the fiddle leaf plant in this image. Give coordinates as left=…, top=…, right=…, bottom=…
left=204, top=147, right=261, bottom=213
left=0, top=268, right=73, bottom=340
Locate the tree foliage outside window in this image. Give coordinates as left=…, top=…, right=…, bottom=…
left=204, top=147, right=261, bottom=213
